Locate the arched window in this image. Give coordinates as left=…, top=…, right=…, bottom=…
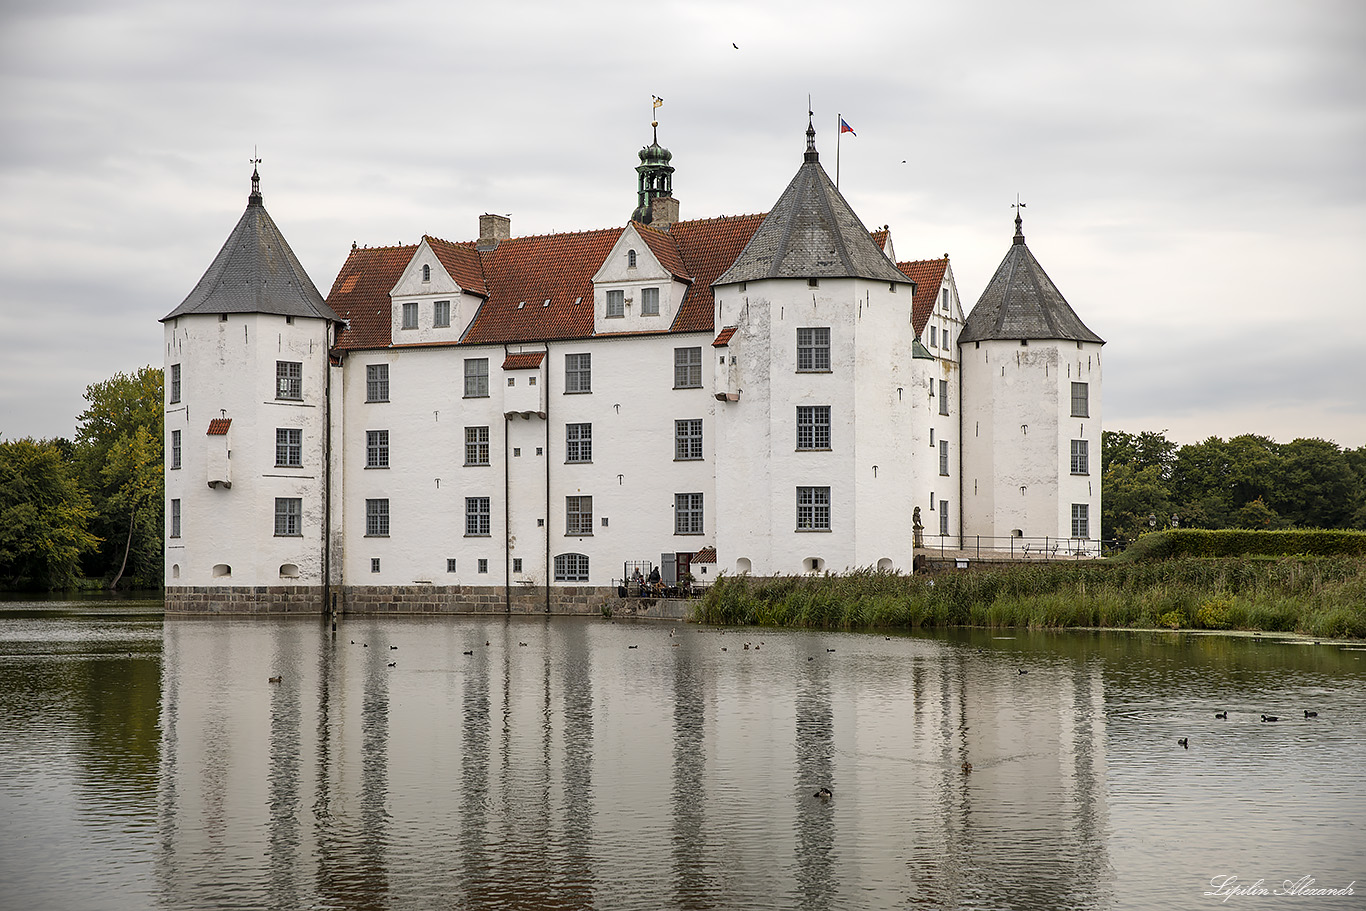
left=554, top=553, right=589, bottom=582
left=876, top=558, right=894, bottom=572
left=422, top=264, right=431, bottom=282
left=279, top=563, right=300, bottom=579
left=735, top=557, right=752, bottom=574
left=803, top=556, right=825, bottom=573
left=212, top=564, right=232, bottom=578
left=627, top=249, right=637, bottom=268
left=171, top=564, right=180, bottom=579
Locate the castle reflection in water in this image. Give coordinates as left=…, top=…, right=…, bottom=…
left=154, top=616, right=1113, bottom=910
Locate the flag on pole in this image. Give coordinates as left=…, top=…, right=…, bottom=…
left=839, top=118, right=856, bottom=136
left=653, top=95, right=664, bottom=109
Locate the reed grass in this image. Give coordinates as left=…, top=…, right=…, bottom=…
left=695, top=558, right=1366, bottom=638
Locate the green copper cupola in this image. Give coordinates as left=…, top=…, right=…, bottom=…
left=631, top=122, right=675, bottom=224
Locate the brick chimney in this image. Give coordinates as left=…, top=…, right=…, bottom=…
left=478, top=214, right=511, bottom=250
left=650, top=197, right=679, bottom=229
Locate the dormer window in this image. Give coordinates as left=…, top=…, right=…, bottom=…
left=627, top=250, right=637, bottom=268
left=422, top=264, right=431, bottom=282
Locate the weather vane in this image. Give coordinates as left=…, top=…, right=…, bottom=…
left=651, top=95, right=663, bottom=129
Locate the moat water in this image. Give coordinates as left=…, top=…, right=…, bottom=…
left=0, top=596, right=1362, bottom=910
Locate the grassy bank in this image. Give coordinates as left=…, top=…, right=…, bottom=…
left=695, top=558, right=1366, bottom=639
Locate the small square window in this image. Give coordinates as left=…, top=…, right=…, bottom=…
left=537, top=518, right=545, bottom=527
left=513, top=447, right=521, bottom=457
left=513, top=558, right=523, bottom=573
left=371, top=558, right=381, bottom=573
left=674, top=347, right=702, bottom=388
left=447, top=558, right=457, bottom=573
left=529, top=376, right=536, bottom=386
left=478, top=558, right=489, bottom=574
left=601, top=516, right=609, bottom=527
left=465, top=359, right=489, bottom=398
left=276, top=361, right=302, bottom=400
left=508, top=377, right=515, bottom=386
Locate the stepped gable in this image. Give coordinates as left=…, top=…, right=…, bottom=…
left=427, top=236, right=488, bottom=297
left=715, top=123, right=910, bottom=287
left=164, top=169, right=336, bottom=322
left=960, top=215, right=1103, bottom=345
left=461, top=227, right=621, bottom=344
left=665, top=213, right=767, bottom=332
left=327, top=243, right=418, bottom=350
left=897, top=257, right=948, bottom=334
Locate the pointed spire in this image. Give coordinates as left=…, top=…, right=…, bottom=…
left=1012, top=196, right=1026, bottom=245
left=249, top=152, right=263, bottom=208
left=804, top=107, right=819, bottom=163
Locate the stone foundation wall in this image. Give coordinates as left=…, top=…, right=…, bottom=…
left=165, top=585, right=325, bottom=614
left=166, top=584, right=618, bottom=616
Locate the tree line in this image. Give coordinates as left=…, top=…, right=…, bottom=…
left=0, top=367, right=163, bottom=590
left=1102, top=429, right=1366, bottom=544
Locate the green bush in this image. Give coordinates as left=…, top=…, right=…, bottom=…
left=1194, top=596, right=1235, bottom=630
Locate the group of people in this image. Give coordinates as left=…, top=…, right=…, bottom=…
left=630, top=566, right=663, bottom=596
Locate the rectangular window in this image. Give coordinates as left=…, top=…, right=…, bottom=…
left=446, top=558, right=457, bottom=573
left=1071, top=382, right=1089, bottom=418
left=796, top=327, right=831, bottom=372
left=674, top=347, right=702, bottom=388
left=1071, top=439, right=1089, bottom=475
left=1072, top=503, right=1090, bottom=538
left=513, top=557, right=523, bottom=573
left=565, top=353, right=591, bottom=393
left=276, top=361, right=302, bottom=400
left=942, top=287, right=949, bottom=310
left=675, top=419, right=703, bottom=460
left=940, top=501, right=949, bottom=536
left=606, top=289, right=624, bottom=318
left=930, top=326, right=938, bottom=348
left=554, top=553, right=589, bottom=582
left=402, top=301, right=418, bottom=330
left=466, top=497, right=491, bottom=536
left=930, top=428, right=935, bottom=448
left=675, top=492, right=704, bottom=535
left=464, top=358, right=489, bottom=398
left=641, top=287, right=660, bottom=316
left=478, top=559, right=489, bottom=574
left=366, top=430, right=389, bottom=468
left=433, top=300, right=450, bottom=328
left=371, top=558, right=381, bottom=573
left=169, top=364, right=181, bottom=403
left=565, top=423, right=592, bottom=462
left=938, top=379, right=949, bottom=415
left=566, top=496, right=593, bottom=536
left=796, top=486, right=831, bottom=530
left=276, top=427, right=302, bottom=467
left=170, top=498, right=181, bottom=538
left=465, top=426, right=490, bottom=466
left=796, top=405, right=831, bottom=450
left=366, top=499, right=389, bottom=536
left=274, top=497, right=302, bottom=536
left=366, top=364, right=389, bottom=402
left=170, top=429, right=181, bottom=470
left=939, top=439, right=950, bottom=476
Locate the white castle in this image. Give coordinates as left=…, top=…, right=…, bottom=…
left=162, top=120, right=1103, bottom=612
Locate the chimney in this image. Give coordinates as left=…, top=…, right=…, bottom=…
left=650, top=197, right=679, bottom=229
left=478, top=214, right=511, bottom=250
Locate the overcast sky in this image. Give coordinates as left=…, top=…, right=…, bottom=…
left=2, top=0, right=1363, bottom=448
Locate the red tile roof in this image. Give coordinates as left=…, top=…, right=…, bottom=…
left=666, top=213, right=766, bottom=332
left=898, top=257, right=949, bottom=335
left=870, top=227, right=889, bottom=252
left=427, top=236, right=488, bottom=297
left=635, top=221, right=692, bottom=280
left=712, top=326, right=738, bottom=346
left=206, top=418, right=232, bottom=435
left=692, top=546, right=717, bottom=563
left=502, top=352, right=545, bottom=370
left=326, top=213, right=768, bottom=350
left=328, top=244, right=417, bottom=351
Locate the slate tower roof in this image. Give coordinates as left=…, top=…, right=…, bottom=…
left=163, top=168, right=337, bottom=322
left=715, top=120, right=910, bottom=286
left=959, top=213, right=1102, bottom=345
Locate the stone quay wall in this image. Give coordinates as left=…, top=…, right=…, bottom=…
left=165, top=584, right=621, bottom=616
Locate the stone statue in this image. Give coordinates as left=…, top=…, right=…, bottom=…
left=912, top=506, right=923, bottom=549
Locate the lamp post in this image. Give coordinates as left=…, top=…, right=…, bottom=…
left=1149, top=514, right=1157, bottom=530
left=1171, top=514, right=1179, bottom=529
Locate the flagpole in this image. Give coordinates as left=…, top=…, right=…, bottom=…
left=836, top=113, right=841, bottom=188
